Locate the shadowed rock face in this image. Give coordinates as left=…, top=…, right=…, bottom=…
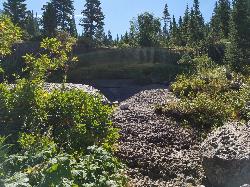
left=201, top=122, right=250, bottom=187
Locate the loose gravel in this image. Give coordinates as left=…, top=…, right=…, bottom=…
left=113, top=89, right=205, bottom=187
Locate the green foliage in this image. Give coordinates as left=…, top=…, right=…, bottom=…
left=225, top=0, right=250, bottom=72
left=187, top=0, right=205, bottom=46
left=50, top=0, right=77, bottom=37
left=25, top=11, right=41, bottom=40
left=0, top=81, right=48, bottom=144
left=171, top=56, right=230, bottom=97
left=0, top=15, right=22, bottom=57
left=3, top=0, right=27, bottom=29
left=0, top=135, right=127, bottom=187
left=129, top=12, right=162, bottom=47
left=45, top=89, right=118, bottom=152
left=162, top=55, right=250, bottom=129
left=162, top=3, right=171, bottom=38
left=23, top=36, right=77, bottom=81
left=162, top=93, right=232, bottom=129
left=41, top=2, right=57, bottom=38
left=0, top=30, right=126, bottom=186
left=0, top=82, right=118, bottom=152
left=80, top=0, right=105, bottom=47
left=209, top=0, right=231, bottom=43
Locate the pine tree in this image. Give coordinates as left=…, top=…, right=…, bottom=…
left=41, top=2, right=57, bottom=37
left=51, top=0, right=77, bottom=37
left=210, top=1, right=222, bottom=42
left=95, top=26, right=105, bottom=47
left=123, top=31, right=130, bottom=44
left=217, top=0, right=231, bottom=38
left=162, top=3, right=171, bottom=36
left=178, top=16, right=185, bottom=46
left=3, top=0, right=27, bottom=27
left=103, top=30, right=113, bottom=47
left=25, top=11, right=41, bottom=39
left=80, top=0, right=105, bottom=46
left=114, top=34, right=120, bottom=46
left=182, top=5, right=190, bottom=45
left=169, top=15, right=178, bottom=45
left=225, top=0, right=250, bottom=71
left=187, top=0, right=205, bottom=45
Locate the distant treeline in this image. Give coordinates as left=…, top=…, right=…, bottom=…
left=1, top=0, right=250, bottom=67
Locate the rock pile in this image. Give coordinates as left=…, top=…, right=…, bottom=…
left=9, top=83, right=109, bottom=103
left=113, top=89, right=205, bottom=186
left=201, top=122, right=250, bottom=187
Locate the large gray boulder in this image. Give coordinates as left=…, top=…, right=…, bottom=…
left=201, top=122, right=250, bottom=187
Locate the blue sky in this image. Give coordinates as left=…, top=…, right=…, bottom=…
left=0, top=0, right=217, bottom=36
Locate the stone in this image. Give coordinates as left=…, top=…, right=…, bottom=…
left=120, top=103, right=129, bottom=110
left=201, top=122, right=250, bottom=187
left=241, top=185, right=250, bottom=187
left=112, top=101, right=119, bottom=105
left=113, top=89, right=204, bottom=186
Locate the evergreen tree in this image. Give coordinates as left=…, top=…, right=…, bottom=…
left=103, top=30, right=113, bottom=47
left=114, top=34, right=120, bottom=46
left=210, top=0, right=231, bottom=42
left=25, top=11, right=41, bottom=39
left=162, top=3, right=171, bottom=36
left=182, top=5, right=190, bottom=45
left=217, top=0, right=231, bottom=38
left=51, top=0, right=77, bottom=37
left=3, top=0, right=27, bottom=27
left=41, top=2, right=57, bottom=37
left=95, top=26, right=105, bottom=47
left=80, top=0, right=105, bottom=46
left=187, top=0, right=205, bottom=45
left=135, top=12, right=161, bottom=47
left=210, top=1, right=222, bottom=42
left=123, top=31, right=130, bottom=44
left=225, top=0, right=250, bottom=70
left=178, top=16, right=185, bottom=46
left=107, top=30, right=113, bottom=46
left=169, top=15, right=181, bottom=46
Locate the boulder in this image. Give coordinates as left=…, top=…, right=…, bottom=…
left=201, top=122, right=250, bottom=187
left=120, top=103, right=129, bottom=110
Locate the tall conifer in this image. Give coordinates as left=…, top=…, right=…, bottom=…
left=80, top=0, right=105, bottom=46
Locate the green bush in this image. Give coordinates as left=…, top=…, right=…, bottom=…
left=0, top=33, right=127, bottom=186
left=0, top=134, right=127, bottom=187
left=0, top=82, right=118, bottom=152
left=162, top=55, right=250, bottom=129
left=46, top=89, right=118, bottom=152
left=0, top=81, right=48, bottom=145
left=161, top=93, right=235, bottom=129
left=170, top=66, right=231, bottom=98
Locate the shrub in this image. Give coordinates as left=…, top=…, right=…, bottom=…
left=45, top=89, right=118, bottom=152
left=0, top=33, right=127, bottom=186
left=161, top=93, right=235, bottom=129
left=0, top=83, right=118, bottom=152
left=163, top=55, right=250, bottom=130
left=0, top=15, right=22, bottom=58
left=170, top=66, right=231, bottom=98
left=0, top=134, right=127, bottom=187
